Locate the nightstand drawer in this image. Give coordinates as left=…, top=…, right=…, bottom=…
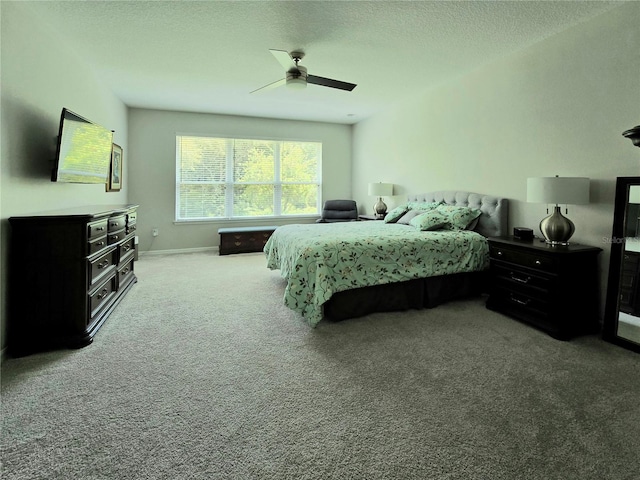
left=490, top=245, right=557, bottom=272
left=491, top=262, right=554, bottom=292
left=491, top=286, right=550, bottom=317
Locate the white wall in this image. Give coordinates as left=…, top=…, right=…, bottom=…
left=352, top=3, right=640, bottom=317
left=128, top=108, right=352, bottom=252
left=0, top=2, right=128, bottom=352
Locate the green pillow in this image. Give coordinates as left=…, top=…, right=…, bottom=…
left=410, top=211, right=449, bottom=231
left=384, top=205, right=409, bottom=223
left=436, top=205, right=482, bottom=230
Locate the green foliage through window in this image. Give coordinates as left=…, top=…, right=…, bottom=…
left=176, top=136, right=322, bottom=220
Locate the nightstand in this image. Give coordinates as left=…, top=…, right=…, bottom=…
left=359, top=215, right=384, bottom=221
left=486, top=236, right=602, bottom=340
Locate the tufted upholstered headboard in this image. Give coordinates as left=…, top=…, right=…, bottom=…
left=407, top=191, right=509, bottom=238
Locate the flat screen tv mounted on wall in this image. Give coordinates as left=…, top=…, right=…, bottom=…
left=51, top=108, right=113, bottom=184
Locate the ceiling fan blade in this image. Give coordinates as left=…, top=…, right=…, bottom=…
left=269, top=49, right=296, bottom=71
left=307, top=75, right=357, bottom=91
left=250, top=78, right=286, bottom=94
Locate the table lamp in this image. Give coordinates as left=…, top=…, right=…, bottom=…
left=527, top=176, right=590, bottom=245
left=368, top=182, right=393, bottom=218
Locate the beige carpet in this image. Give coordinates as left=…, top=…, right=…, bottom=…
left=2, top=251, right=640, bottom=480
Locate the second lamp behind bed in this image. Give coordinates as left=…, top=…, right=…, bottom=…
left=368, top=182, right=394, bottom=218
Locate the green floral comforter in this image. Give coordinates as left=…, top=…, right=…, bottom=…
left=264, top=221, right=489, bottom=326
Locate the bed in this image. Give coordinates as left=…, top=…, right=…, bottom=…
left=264, top=191, right=508, bottom=326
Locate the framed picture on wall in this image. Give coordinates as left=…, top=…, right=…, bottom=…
left=107, top=143, right=122, bottom=192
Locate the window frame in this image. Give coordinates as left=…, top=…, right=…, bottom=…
left=175, top=133, right=323, bottom=222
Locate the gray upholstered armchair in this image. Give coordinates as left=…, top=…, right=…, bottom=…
left=316, top=200, right=358, bottom=223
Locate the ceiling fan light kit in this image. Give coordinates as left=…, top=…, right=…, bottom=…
left=286, top=65, right=307, bottom=89
left=252, top=49, right=357, bottom=94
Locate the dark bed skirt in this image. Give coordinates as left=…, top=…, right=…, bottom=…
left=323, top=271, right=487, bottom=321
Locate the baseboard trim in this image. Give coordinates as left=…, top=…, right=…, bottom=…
left=140, top=246, right=218, bottom=256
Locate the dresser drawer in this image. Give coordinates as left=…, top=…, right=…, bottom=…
left=88, top=248, right=117, bottom=287
left=87, top=219, right=108, bottom=240
left=119, top=235, right=136, bottom=260
left=490, top=245, right=557, bottom=272
left=89, top=274, right=117, bottom=320
left=88, top=235, right=108, bottom=256
left=107, top=228, right=127, bottom=245
left=117, top=258, right=135, bottom=290
left=108, top=215, right=127, bottom=232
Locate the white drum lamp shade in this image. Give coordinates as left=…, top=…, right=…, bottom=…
left=368, top=182, right=393, bottom=217
left=527, top=176, right=590, bottom=245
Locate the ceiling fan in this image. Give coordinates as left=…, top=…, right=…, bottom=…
left=250, top=49, right=357, bottom=94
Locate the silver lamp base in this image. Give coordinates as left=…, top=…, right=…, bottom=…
left=373, top=197, right=387, bottom=218
left=540, top=206, right=575, bottom=245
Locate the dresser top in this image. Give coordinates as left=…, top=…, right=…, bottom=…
left=488, top=235, right=602, bottom=254
left=9, top=204, right=138, bottom=223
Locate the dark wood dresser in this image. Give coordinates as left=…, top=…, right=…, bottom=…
left=486, top=236, right=602, bottom=340
left=8, top=205, right=138, bottom=356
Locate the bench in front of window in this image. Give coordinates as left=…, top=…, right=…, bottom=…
left=218, top=226, right=278, bottom=255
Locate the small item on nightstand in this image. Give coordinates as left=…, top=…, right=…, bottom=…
left=513, top=227, right=533, bottom=240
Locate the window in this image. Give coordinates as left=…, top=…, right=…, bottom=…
left=176, top=135, right=322, bottom=221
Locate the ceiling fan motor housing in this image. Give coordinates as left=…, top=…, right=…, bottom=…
left=286, top=65, right=307, bottom=89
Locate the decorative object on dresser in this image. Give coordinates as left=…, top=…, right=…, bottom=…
left=603, top=177, right=640, bottom=353
left=526, top=175, right=590, bottom=245
left=8, top=205, right=138, bottom=357
left=368, top=182, right=393, bottom=218
left=218, top=226, right=278, bottom=255
left=622, top=125, right=640, bottom=147
left=486, top=236, right=601, bottom=340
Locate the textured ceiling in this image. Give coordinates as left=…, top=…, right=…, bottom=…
left=22, top=0, right=623, bottom=124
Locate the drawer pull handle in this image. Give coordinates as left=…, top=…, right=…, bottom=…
left=96, top=226, right=105, bottom=232
left=497, top=250, right=503, bottom=256
left=510, top=273, right=531, bottom=284
left=97, top=288, right=108, bottom=300
left=235, top=241, right=242, bottom=246
left=123, top=245, right=131, bottom=252
left=96, top=241, right=105, bottom=247
left=535, top=260, right=541, bottom=265
left=510, top=295, right=530, bottom=306
left=110, top=235, right=119, bottom=241
left=97, top=260, right=109, bottom=269
left=121, top=267, right=130, bottom=275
